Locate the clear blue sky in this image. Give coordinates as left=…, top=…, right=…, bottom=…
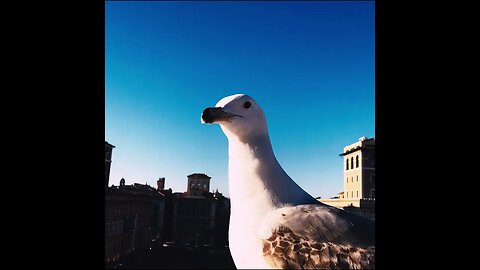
left=105, top=1, right=375, bottom=199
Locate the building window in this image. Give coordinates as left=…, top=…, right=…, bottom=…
left=356, top=155, right=359, bottom=168
left=371, top=189, right=375, bottom=198
left=356, top=176, right=358, bottom=182
left=346, top=177, right=348, bottom=183
left=351, top=177, right=353, bottom=183
left=351, top=191, right=353, bottom=198
left=357, top=190, right=359, bottom=198
left=346, top=191, right=348, bottom=198
left=350, top=157, right=354, bottom=169
left=346, top=159, right=349, bottom=170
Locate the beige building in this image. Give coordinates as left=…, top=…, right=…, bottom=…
left=320, top=136, right=375, bottom=219
left=342, top=136, right=375, bottom=200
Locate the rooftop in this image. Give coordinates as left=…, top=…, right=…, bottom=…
left=187, top=173, right=211, bottom=179
left=105, top=141, right=115, bottom=148
left=339, top=136, right=375, bottom=156
left=106, top=183, right=165, bottom=198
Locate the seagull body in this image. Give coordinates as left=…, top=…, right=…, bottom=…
left=201, top=94, right=375, bottom=269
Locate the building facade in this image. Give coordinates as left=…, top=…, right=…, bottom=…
left=104, top=141, right=166, bottom=265
left=105, top=141, right=115, bottom=189
left=319, top=136, right=375, bottom=219
left=341, top=136, right=375, bottom=200
left=157, top=177, right=165, bottom=191
left=158, top=173, right=230, bottom=247
left=186, top=173, right=211, bottom=197
left=172, top=196, right=217, bottom=245
left=105, top=181, right=166, bottom=264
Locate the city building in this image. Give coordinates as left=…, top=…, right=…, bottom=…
left=105, top=181, right=166, bottom=264
left=157, top=177, right=165, bottom=191
left=104, top=139, right=231, bottom=266
left=213, top=190, right=231, bottom=247
left=172, top=195, right=217, bottom=245
left=104, top=141, right=166, bottom=265
left=319, top=136, right=375, bottom=219
left=157, top=186, right=175, bottom=243
left=159, top=173, right=230, bottom=247
left=105, top=141, right=115, bottom=189
left=185, top=173, right=211, bottom=197
left=341, top=136, right=375, bottom=200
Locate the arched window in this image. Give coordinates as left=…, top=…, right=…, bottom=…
left=356, top=155, right=359, bottom=168
left=351, top=157, right=354, bottom=169
left=346, top=159, right=349, bottom=170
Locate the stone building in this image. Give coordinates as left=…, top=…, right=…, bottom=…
left=159, top=173, right=230, bottom=247
left=104, top=141, right=166, bottom=265
left=341, top=136, right=375, bottom=200
left=319, top=136, right=375, bottom=219
left=186, top=173, right=211, bottom=197
left=105, top=182, right=165, bottom=264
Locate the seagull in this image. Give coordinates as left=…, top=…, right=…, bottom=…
left=201, top=94, right=375, bottom=269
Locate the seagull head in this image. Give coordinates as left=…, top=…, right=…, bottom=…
left=201, top=94, right=268, bottom=141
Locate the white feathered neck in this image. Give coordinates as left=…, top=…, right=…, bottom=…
left=225, top=131, right=318, bottom=268
left=226, top=132, right=318, bottom=218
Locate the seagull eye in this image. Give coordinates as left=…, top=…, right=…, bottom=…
left=243, top=101, right=251, bottom=109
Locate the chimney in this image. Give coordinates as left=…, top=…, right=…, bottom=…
left=157, top=177, right=165, bottom=191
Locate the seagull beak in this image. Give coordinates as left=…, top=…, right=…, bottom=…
left=201, top=107, right=241, bottom=124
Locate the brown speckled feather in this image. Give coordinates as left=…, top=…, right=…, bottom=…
left=263, top=226, right=375, bottom=269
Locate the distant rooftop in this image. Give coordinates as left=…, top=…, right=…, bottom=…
left=105, top=141, right=115, bottom=148
left=106, top=183, right=164, bottom=198
left=187, top=173, right=211, bottom=179
left=339, top=136, right=375, bottom=156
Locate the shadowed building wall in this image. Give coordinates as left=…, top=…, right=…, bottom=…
left=186, top=173, right=211, bottom=197
left=105, top=182, right=166, bottom=264
left=105, top=141, right=115, bottom=189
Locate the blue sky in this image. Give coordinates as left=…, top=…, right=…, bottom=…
left=105, top=1, right=374, bottom=199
